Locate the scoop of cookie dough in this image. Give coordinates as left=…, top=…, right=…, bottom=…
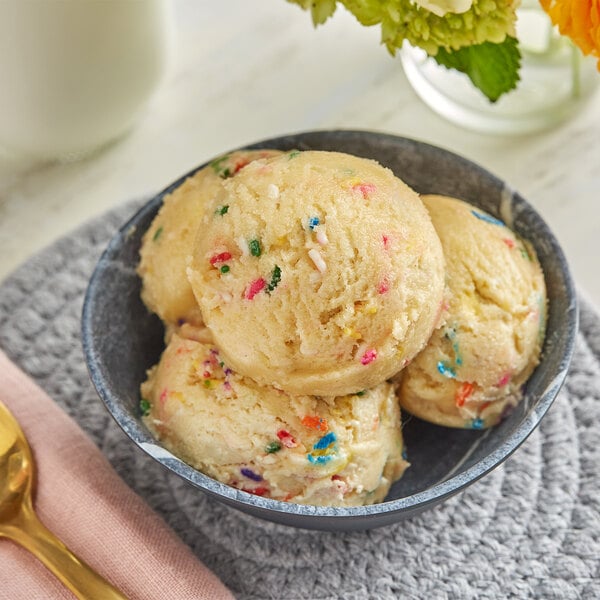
left=188, top=150, right=445, bottom=396
left=398, top=194, right=547, bottom=429
left=138, top=149, right=282, bottom=327
left=141, top=333, right=409, bottom=507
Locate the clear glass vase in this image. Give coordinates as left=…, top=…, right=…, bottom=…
left=400, top=0, right=599, bottom=135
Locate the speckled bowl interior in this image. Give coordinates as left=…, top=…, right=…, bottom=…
left=82, top=130, right=577, bottom=531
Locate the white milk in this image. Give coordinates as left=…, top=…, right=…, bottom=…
left=0, top=0, right=173, bottom=160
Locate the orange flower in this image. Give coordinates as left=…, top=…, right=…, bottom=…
left=540, top=0, right=600, bottom=67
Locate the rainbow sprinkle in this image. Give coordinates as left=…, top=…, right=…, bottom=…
left=265, top=441, right=282, bottom=454
left=307, top=432, right=338, bottom=465
left=437, top=361, right=456, bottom=378
left=245, top=278, right=266, bottom=300
left=301, top=415, right=329, bottom=431
left=139, top=398, right=151, bottom=416
left=361, top=349, right=377, bottom=365
left=210, top=252, right=232, bottom=266
left=249, top=239, right=262, bottom=257
left=377, top=277, right=390, bottom=295
left=455, top=382, right=474, bottom=407
left=471, top=210, right=504, bottom=227
left=210, top=154, right=232, bottom=178
left=277, top=429, right=297, bottom=448
left=152, top=227, right=163, bottom=242
left=266, top=265, right=281, bottom=293
left=308, top=249, right=326, bottom=273
left=496, top=372, right=511, bottom=387
left=241, top=467, right=262, bottom=482
left=352, top=182, right=376, bottom=199
left=243, top=486, right=268, bottom=496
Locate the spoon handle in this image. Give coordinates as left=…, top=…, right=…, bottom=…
left=3, top=500, right=128, bottom=599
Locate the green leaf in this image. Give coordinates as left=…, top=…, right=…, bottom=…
left=433, top=37, right=521, bottom=103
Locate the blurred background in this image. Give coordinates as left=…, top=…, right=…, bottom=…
left=0, top=0, right=598, bottom=303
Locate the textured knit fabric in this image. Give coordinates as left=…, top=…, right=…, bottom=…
left=0, top=200, right=599, bottom=600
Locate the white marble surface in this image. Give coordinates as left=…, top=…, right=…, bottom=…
left=1, top=1, right=599, bottom=306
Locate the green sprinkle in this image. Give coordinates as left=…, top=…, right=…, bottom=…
left=520, top=246, right=532, bottom=261
left=152, top=227, right=163, bottom=242
left=266, top=265, right=281, bottom=293
left=288, top=150, right=300, bottom=159
left=216, top=205, right=229, bottom=216
left=265, top=441, right=282, bottom=454
left=140, top=398, right=151, bottom=416
left=210, top=155, right=233, bottom=178
left=249, top=239, right=261, bottom=257
left=203, top=379, right=213, bottom=389
left=355, top=390, right=366, bottom=397
left=220, top=265, right=230, bottom=273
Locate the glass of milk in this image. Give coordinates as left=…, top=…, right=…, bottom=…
left=0, top=0, right=173, bottom=161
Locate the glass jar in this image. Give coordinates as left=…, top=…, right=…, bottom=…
left=400, top=0, right=598, bottom=135
left=0, top=0, right=173, bottom=161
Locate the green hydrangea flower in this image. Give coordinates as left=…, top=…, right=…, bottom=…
left=287, top=0, right=518, bottom=55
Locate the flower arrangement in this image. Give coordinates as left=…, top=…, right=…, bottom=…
left=287, top=0, right=600, bottom=102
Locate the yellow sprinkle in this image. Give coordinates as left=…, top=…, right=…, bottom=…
left=365, top=304, right=378, bottom=314
left=343, top=327, right=361, bottom=340
left=171, top=391, right=185, bottom=403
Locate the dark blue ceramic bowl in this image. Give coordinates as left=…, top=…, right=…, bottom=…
left=82, top=130, right=577, bottom=531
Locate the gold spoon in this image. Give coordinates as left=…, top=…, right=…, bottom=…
left=0, top=399, right=128, bottom=599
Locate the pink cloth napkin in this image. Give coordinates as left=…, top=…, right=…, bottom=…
left=0, top=350, right=234, bottom=600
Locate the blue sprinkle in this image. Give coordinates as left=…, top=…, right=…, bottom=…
left=313, top=432, right=337, bottom=450
left=437, top=361, right=456, bottom=379
left=308, top=216, right=320, bottom=230
left=471, top=210, right=504, bottom=227
left=240, top=467, right=262, bottom=481
left=471, top=418, right=485, bottom=430
left=307, top=453, right=333, bottom=465
left=401, top=448, right=408, bottom=461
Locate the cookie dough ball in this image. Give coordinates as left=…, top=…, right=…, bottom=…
left=188, top=150, right=445, bottom=396
left=138, top=149, right=282, bottom=327
left=141, top=334, right=409, bottom=507
left=398, top=195, right=547, bottom=429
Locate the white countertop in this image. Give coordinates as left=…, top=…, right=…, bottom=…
left=1, top=0, right=599, bottom=306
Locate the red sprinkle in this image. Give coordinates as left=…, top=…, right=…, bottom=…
left=455, top=382, right=475, bottom=407
left=159, top=388, right=168, bottom=404
left=382, top=234, right=390, bottom=249
left=210, top=252, right=232, bottom=266
left=203, top=370, right=211, bottom=378
left=361, top=349, right=377, bottom=365
left=497, top=372, right=511, bottom=387
left=245, top=278, right=266, bottom=300
left=352, top=183, right=377, bottom=199
left=503, top=238, right=515, bottom=249
left=276, top=429, right=298, bottom=448
left=233, top=157, right=250, bottom=174
left=301, top=416, right=329, bottom=431
left=377, top=276, right=390, bottom=294
left=243, top=487, right=268, bottom=496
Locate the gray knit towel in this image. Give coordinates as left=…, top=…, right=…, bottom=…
left=1, top=201, right=599, bottom=600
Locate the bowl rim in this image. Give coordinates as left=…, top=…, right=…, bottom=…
left=82, top=129, right=578, bottom=524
